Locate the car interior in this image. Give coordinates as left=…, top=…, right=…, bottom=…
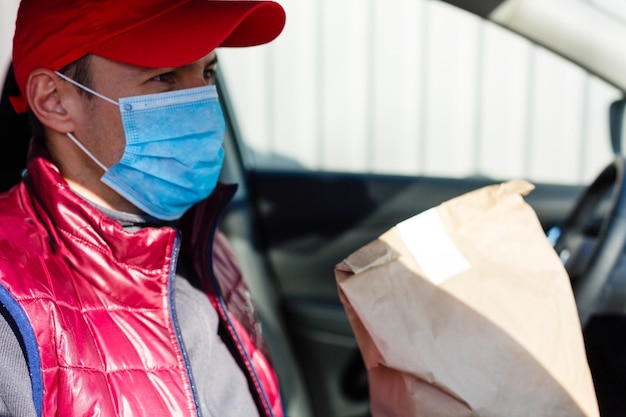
left=215, top=1, right=626, bottom=416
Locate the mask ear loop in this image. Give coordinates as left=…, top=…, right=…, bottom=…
left=65, top=132, right=109, bottom=172
left=54, top=71, right=119, bottom=107
left=54, top=71, right=117, bottom=173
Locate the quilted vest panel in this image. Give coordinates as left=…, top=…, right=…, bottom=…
left=0, top=156, right=197, bottom=416
left=0, top=152, right=283, bottom=417
left=2, top=262, right=198, bottom=416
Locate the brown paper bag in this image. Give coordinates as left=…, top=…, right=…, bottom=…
left=335, top=180, right=599, bottom=417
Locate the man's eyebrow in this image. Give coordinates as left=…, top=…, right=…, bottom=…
left=133, top=66, right=172, bottom=75
left=206, top=55, right=219, bottom=67
left=183, top=55, right=219, bottom=70
left=133, top=56, right=218, bottom=75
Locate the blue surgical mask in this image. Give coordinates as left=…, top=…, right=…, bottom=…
left=56, top=71, right=225, bottom=220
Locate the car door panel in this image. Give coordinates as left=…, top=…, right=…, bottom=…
left=250, top=170, right=582, bottom=297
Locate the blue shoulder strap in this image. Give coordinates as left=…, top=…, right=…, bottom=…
left=0, top=284, right=43, bottom=417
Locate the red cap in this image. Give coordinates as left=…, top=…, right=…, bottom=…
left=12, top=0, right=286, bottom=101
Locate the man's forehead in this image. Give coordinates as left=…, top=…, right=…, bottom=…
left=93, top=51, right=218, bottom=74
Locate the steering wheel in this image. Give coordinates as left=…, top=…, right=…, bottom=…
left=554, top=156, right=626, bottom=327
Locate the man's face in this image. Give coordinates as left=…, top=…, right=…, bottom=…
left=72, top=51, right=219, bottom=170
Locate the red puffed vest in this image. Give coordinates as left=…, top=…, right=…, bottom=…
left=0, top=152, right=283, bottom=417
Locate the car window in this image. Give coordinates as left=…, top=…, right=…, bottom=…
left=218, top=0, right=622, bottom=185
left=0, top=1, right=19, bottom=73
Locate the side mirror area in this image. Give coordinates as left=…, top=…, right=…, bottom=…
left=610, top=97, right=626, bottom=156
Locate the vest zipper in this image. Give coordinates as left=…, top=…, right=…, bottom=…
left=168, top=232, right=203, bottom=417
left=204, top=190, right=278, bottom=417
left=181, top=183, right=283, bottom=417
left=214, top=294, right=276, bottom=417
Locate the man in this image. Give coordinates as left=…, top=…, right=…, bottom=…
left=0, top=1, right=286, bottom=416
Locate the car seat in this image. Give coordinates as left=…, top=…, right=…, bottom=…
left=0, top=64, right=29, bottom=192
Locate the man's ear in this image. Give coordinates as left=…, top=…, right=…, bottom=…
left=26, top=69, right=78, bottom=133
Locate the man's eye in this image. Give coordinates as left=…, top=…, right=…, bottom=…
left=152, top=72, right=176, bottom=83
left=204, top=68, right=217, bottom=84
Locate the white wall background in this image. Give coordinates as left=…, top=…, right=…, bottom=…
left=2, top=0, right=622, bottom=185
left=218, top=0, right=622, bottom=185
left=0, top=1, right=19, bottom=74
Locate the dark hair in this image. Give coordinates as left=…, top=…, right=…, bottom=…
left=29, top=54, right=94, bottom=142
left=63, top=54, right=94, bottom=94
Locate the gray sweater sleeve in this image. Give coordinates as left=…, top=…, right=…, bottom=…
left=0, top=307, right=37, bottom=417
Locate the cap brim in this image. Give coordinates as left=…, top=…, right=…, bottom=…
left=91, top=0, right=285, bottom=68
